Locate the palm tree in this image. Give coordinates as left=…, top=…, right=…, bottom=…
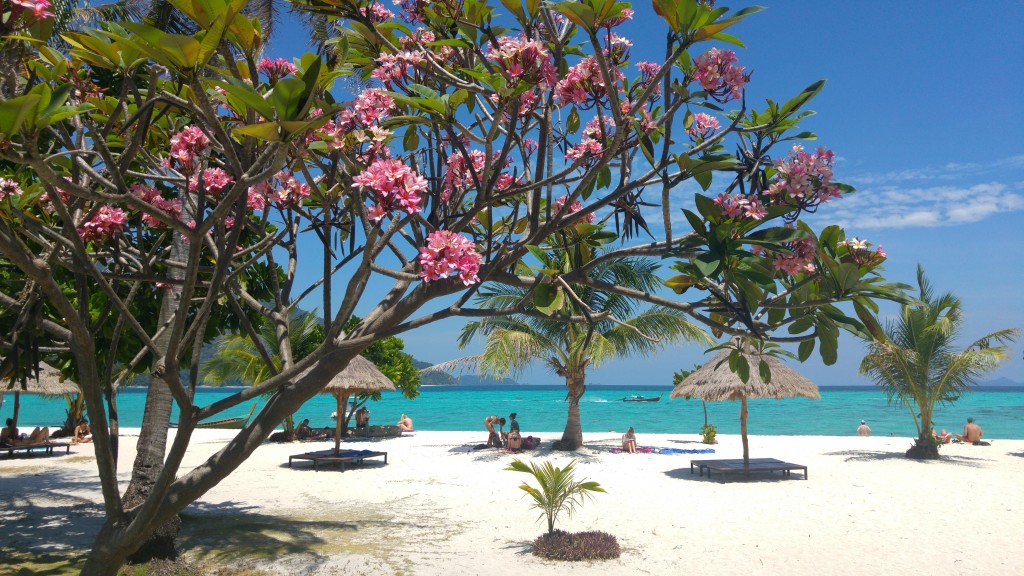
left=859, top=265, right=1019, bottom=459
left=203, top=309, right=324, bottom=439
left=460, top=236, right=710, bottom=450
left=506, top=459, right=605, bottom=535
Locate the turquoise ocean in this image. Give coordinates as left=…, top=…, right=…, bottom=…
left=6, top=385, right=1023, bottom=439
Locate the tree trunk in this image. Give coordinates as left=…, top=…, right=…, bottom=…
left=554, top=371, right=586, bottom=451
left=906, top=432, right=940, bottom=460
left=121, top=269, right=184, bottom=563
left=740, top=394, right=749, bottom=466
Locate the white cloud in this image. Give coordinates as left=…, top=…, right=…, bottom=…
left=810, top=182, right=1024, bottom=230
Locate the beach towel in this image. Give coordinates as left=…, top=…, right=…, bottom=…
left=606, top=446, right=715, bottom=455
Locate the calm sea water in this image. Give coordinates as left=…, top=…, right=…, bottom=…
left=5, top=385, right=1023, bottom=439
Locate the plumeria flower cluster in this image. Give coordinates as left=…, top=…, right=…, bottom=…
left=555, top=55, right=626, bottom=109
left=131, top=184, right=182, bottom=227
left=751, top=231, right=817, bottom=276
left=318, top=89, right=397, bottom=162
left=167, top=126, right=210, bottom=175
left=352, top=159, right=428, bottom=221
left=565, top=117, right=614, bottom=168
left=442, top=150, right=515, bottom=201
left=78, top=206, right=128, bottom=242
left=599, top=7, right=634, bottom=28
left=552, top=195, right=595, bottom=224
left=247, top=171, right=312, bottom=211
left=3, top=0, right=52, bottom=34
left=372, top=50, right=425, bottom=88
left=634, top=61, right=663, bottom=99
left=188, top=167, right=234, bottom=197
left=257, top=58, right=298, bottom=83
left=487, top=36, right=558, bottom=88
left=714, top=192, right=767, bottom=221
left=839, top=237, right=887, bottom=267
left=687, top=112, right=720, bottom=140
left=692, top=48, right=747, bottom=103
left=359, top=3, right=394, bottom=22
left=765, top=145, right=842, bottom=218
left=418, top=230, right=483, bottom=285
left=0, top=178, right=23, bottom=201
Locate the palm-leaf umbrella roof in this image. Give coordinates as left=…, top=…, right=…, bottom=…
left=1, top=362, right=80, bottom=429
left=670, top=351, right=820, bottom=402
left=2, top=362, right=81, bottom=396
left=314, top=355, right=395, bottom=454
left=671, top=349, right=820, bottom=467
left=321, top=355, right=396, bottom=395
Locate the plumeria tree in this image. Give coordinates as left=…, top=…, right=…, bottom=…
left=0, top=1, right=911, bottom=574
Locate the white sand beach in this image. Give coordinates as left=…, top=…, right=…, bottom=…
left=3, top=430, right=1023, bottom=575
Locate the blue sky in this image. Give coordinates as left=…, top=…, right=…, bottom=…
left=267, top=2, right=1024, bottom=386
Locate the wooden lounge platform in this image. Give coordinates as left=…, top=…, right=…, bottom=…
left=288, top=449, right=388, bottom=472
left=690, top=457, right=808, bottom=481
left=2, top=442, right=71, bottom=458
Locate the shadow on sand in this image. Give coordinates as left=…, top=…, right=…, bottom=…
left=662, top=467, right=804, bottom=483
left=823, top=449, right=994, bottom=468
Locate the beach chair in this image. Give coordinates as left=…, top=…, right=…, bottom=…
left=2, top=441, right=72, bottom=458
left=288, top=448, right=388, bottom=472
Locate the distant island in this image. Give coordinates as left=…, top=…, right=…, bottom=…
left=412, top=359, right=519, bottom=386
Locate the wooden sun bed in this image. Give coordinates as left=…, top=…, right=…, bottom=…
left=690, top=457, right=808, bottom=481
left=2, top=442, right=71, bottom=458
left=288, top=449, right=388, bottom=472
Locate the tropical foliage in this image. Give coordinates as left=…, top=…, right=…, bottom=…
left=859, top=266, right=1019, bottom=459
left=461, top=225, right=710, bottom=449
left=0, top=1, right=911, bottom=573
left=506, top=458, right=606, bottom=535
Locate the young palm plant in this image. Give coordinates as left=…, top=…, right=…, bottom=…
left=203, top=309, right=324, bottom=439
left=460, top=226, right=711, bottom=450
left=859, top=266, right=1019, bottom=459
left=506, top=459, right=605, bottom=534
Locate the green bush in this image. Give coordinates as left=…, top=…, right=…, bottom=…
left=701, top=423, right=718, bottom=444
left=532, top=530, right=621, bottom=561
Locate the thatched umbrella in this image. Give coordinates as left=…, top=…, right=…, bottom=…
left=670, top=350, right=820, bottom=465
left=1, top=363, right=80, bottom=428
left=321, top=355, right=395, bottom=455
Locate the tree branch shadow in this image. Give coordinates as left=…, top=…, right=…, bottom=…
left=823, top=450, right=994, bottom=467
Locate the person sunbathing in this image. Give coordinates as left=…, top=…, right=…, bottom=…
left=396, top=413, right=414, bottom=432
left=955, top=417, right=984, bottom=444
left=2, top=422, right=51, bottom=444
left=932, top=428, right=952, bottom=444
left=72, top=419, right=93, bottom=444
left=622, top=426, right=637, bottom=454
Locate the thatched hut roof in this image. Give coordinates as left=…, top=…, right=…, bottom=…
left=2, top=363, right=80, bottom=397
left=321, top=355, right=395, bottom=395
left=670, top=350, right=820, bottom=402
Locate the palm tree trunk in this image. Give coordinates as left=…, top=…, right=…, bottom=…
left=555, top=371, right=586, bottom=451
left=740, top=394, right=749, bottom=466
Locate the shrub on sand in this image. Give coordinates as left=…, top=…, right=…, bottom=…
left=532, top=530, right=621, bottom=561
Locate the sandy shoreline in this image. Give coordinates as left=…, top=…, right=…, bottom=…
left=3, top=430, right=1023, bottom=575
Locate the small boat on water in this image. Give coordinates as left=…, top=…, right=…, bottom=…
left=622, top=394, right=661, bottom=403
left=170, top=402, right=257, bottom=429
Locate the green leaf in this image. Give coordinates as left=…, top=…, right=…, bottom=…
left=212, top=78, right=276, bottom=119
left=694, top=253, right=720, bottom=277
left=798, top=338, right=815, bottom=361
left=567, top=107, right=580, bottom=134
left=0, top=94, right=42, bottom=137
left=682, top=208, right=707, bottom=236
left=694, top=170, right=712, bottom=191
left=403, top=125, right=420, bottom=151
left=780, top=80, right=826, bottom=117
left=232, top=122, right=285, bottom=142
left=596, top=165, right=611, bottom=189
left=758, top=359, right=772, bottom=384
left=534, top=283, right=565, bottom=316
